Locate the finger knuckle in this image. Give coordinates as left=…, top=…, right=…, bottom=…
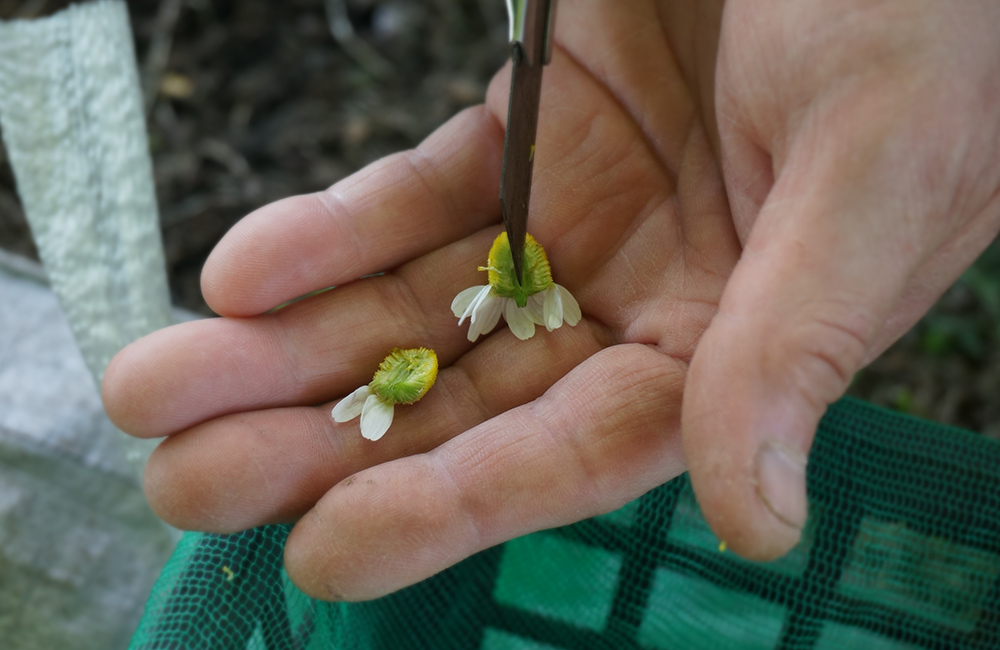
left=774, top=305, right=874, bottom=408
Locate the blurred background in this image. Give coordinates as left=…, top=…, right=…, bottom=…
left=1, top=0, right=998, bottom=436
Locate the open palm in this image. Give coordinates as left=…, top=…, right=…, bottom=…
left=103, top=0, right=1000, bottom=601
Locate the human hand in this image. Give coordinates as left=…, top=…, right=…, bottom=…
left=686, top=0, right=1000, bottom=559
left=101, top=0, right=1000, bottom=601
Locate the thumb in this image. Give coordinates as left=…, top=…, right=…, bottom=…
left=682, top=137, right=933, bottom=561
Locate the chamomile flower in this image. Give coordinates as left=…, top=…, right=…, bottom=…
left=451, top=232, right=581, bottom=342
left=331, top=347, right=438, bottom=441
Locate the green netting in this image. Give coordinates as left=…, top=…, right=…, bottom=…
left=130, top=397, right=1000, bottom=650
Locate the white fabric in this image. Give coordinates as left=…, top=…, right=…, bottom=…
left=0, top=0, right=171, bottom=390
left=0, top=4, right=177, bottom=647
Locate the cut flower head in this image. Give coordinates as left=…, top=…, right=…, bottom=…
left=451, top=231, right=581, bottom=342
left=331, top=347, right=438, bottom=441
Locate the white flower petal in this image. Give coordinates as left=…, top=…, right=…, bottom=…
left=360, top=394, right=394, bottom=441
left=458, top=284, right=494, bottom=325
left=461, top=285, right=492, bottom=325
left=504, top=299, right=536, bottom=340
left=542, top=284, right=563, bottom=331
left=331, top=385, right=372, bottom=422
left=468, top=294, right=503, bottom=341
left=466, top=285, right=494, bottom=324
left=557, top=284, right=582, bottom=326
left=469, top=286, right=495, bottom=323
left=525, top=293, right=546, bottom=325
left=452, top=286, right=485, bottom=320
left=467, top=319, right=484, bottom=342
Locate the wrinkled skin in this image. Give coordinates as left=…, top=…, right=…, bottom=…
left=103, top=0, right=1000, bottom=601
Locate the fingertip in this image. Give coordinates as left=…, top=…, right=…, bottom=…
left=101, top=332, right=174, bottom=438
left=141, top=411, right=316, bottom=534
left=201, top=194, right=340, bottom=317
left=143, top=435, right=278, bottom=535
left=284, top=509, right=343, bottom=601
left=284, top=461, right=474, bottom=602
left=684, top=401, right=808, bottom=562
left=143, top=436, right=200, bottom=531
left=101, top=345, right=128, bottom=427
left=102, top=318, right=293, bottom=439
left=703, top=499, right=804, bottom=563
left=682, top=304, right=817, bottom=563
left=689, top=444, right=806, bottom=563
left=202, top=105, right=507, bottom=318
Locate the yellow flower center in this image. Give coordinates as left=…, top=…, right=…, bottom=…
left=369, top=347, right=438, bottom=405
left=479, top=232, right=554, bottom=307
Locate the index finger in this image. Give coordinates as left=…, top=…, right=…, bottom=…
left=202, top=105, right=505, bottom=317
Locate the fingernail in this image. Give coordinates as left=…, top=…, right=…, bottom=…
left=753, top=440, right=808, bottom=530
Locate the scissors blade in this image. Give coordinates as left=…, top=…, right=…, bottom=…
left=500, top=0, right=555, bottom=288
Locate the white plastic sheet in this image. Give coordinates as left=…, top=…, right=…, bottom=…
left=0, top=0, right=171, bottom=388
left=0, top=2, right=184, bottom=647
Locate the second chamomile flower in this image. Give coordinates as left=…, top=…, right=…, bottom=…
left=451, top=232, right=581, bottom=342
left=332, top=347, right=438, bottom=441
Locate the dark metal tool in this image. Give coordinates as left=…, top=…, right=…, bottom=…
left=501, top=0, right=556, bottom=290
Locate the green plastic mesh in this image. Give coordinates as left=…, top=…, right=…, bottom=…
left=129, top=397, right=1000, bottom=649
